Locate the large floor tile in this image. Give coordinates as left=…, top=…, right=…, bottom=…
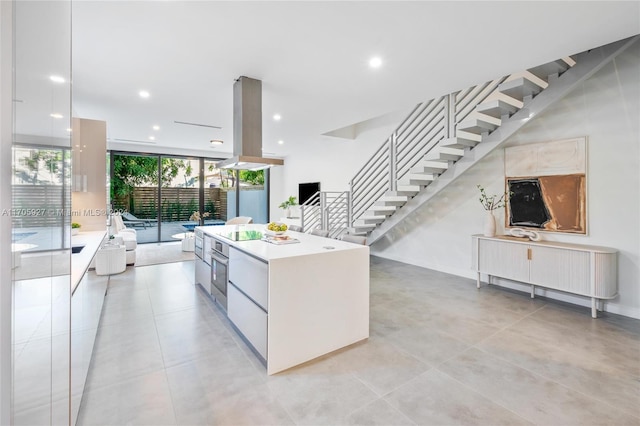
left=155, top=307, right=235, bottom=367
left=478, top=326, right=640, bottom=418
left=328, top=337, right=430, bottom=396
left=165, top=348, right=292, bottom=425
left=386, top=325, right=471, bottom=366
left=344, top=398, right=415, bottom=425
left=85, top=317, right=164, bottom=391
left=509, top=315, right=640, bottom=377
left=385, top=369, right=532, bottom=425
left=77, top=370, right=177, bottom=425
left=266, top=356, right=379, bottom=425
left=439, top=347, right=639, bottom=425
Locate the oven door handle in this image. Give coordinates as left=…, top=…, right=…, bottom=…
left=211, top=252, right=229, bottom=266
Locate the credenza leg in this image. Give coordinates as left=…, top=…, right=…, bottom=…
left=477, top=272, right=480, bottom=289
left=591, top=298, right=597, bottom=318
left=531, top=285, right=535, bottom=299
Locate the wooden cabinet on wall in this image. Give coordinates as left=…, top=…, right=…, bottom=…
left=472, top=235, right=617, bottom=318
left=71, top=118, right=107, bottom=231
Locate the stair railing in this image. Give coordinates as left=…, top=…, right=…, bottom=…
left=300, top=191, right=350, bottom=237
left=300, top=191, right=321, bottom=232
left=323, top=191, right=350, bottom=238
left=348, top=75, right=508, bottom=228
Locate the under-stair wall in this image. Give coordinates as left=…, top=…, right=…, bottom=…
left=371, top=38, right=640, bottom=319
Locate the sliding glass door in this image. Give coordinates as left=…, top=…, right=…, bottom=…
left=111, top=153, right=159, bottom=243
left=112, top=153, right=249, bottom=243
left=159, top=156, right=200, bottom=241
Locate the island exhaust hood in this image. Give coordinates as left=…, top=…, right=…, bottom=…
left=216, top=76, right=284, bottom=170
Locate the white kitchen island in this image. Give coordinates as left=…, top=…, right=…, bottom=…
left=197, top=224, right=369, bottom=375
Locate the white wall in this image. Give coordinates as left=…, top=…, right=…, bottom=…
left=269, top=117, right=409, bottom=221
left=371, top=42, right=640, bottom=319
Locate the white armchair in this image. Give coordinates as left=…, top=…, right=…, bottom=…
left=109, top=213, right=137, bottom=265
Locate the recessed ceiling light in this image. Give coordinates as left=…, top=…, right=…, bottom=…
left=369, top=56, right=383, bottom=69
left=210, top=139, right=223, bottom=145
left=277, top=140, right=284, bottom=145
left=148, top=136, right=155, bottom=141
left=49, top=75, right=65, bottom=83
left=273, top=114, right=281, bottom=121
left=152, top=125, right=160, bottom=130
left=66, top=128, right=72, bottom=132
left=139, top=90, right=150, bottom=98
left=50, top=113, right=63, bottom=119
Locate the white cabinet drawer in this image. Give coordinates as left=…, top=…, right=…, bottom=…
left=195, top=258, right=210, bottom=293
left=228, top=283, right=267, bottom=360
left=229, top=247, right=268, bottom=310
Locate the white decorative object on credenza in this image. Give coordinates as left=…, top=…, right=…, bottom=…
left=472, top=235, right=617, bottom=318
left=508, top=227, right=541, bottom=241
left=484, top=211, right=496, bottom=237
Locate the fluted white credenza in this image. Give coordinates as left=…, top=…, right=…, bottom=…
left=472, top=235, right=617, bottom=318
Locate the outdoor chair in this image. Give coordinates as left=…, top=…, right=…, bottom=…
left=121, top=212, right=156, bottom=229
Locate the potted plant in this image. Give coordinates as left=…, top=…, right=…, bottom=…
left=477, top=185, right=509, bottom=237
left=278, top=196, right=298, bottom=218
left=71, top=222, right=81, bottom=236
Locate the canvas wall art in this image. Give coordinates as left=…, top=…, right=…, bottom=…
left=504, top=137, right=587, bottom=234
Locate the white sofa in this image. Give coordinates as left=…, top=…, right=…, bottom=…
left=109, top=213, right=137, bottom=265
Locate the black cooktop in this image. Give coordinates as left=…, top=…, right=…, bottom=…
left=220, top=230, right=263, bottom=242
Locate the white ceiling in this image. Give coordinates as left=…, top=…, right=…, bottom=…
left=69, top=1, right=640, bottom=158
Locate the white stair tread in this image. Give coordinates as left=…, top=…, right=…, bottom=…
left=380, top=195, right=408, bottom=202
left=499, top=77, right=543, bottom=101
left=425, top=147, right=464, bottom=161
left=476, top=100, right=519, bottom=119
left=395, top=185, right=421, bottom=192
left=528, top=59, right=571, bottom=81
left=456, top=130, right=483, bottom=142
left=457, top=118, right=498, bottom=134
left=368, top=205, right=396, bottom=212
left=413, top=161, right=448, bottom=171
left=441, top=137, right=479, bottom=149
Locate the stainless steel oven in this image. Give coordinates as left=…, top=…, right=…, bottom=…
left=210, top=239, right=229, bottom=311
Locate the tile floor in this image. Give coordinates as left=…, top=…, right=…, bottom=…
left=77, top=256, right=640, bottom=425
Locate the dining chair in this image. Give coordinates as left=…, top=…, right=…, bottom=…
left=226, top=216, right=253, bottom=225
left=340, top=234, right=367, bottom=245
left=310, top=228, right=329, bottom=238
left=288, top=225, right=303, bottom=232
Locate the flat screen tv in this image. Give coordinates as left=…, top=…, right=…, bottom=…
left=299, top=182, right=321, bottom=206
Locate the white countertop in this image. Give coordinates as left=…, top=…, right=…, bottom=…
left=71, top=230, right=106, bottom=293
left=198, top=224, right=368, bottom=262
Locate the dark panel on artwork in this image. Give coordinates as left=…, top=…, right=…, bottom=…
left=508, top=178, right=551, bottom=228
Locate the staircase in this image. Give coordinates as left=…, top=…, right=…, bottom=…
left=301, top=36, right=639, bottom=244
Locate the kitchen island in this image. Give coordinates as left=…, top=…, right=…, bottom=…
left=197, top=224, right=369, bottom=375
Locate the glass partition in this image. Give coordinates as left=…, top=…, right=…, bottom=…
left=238, top=169, right=268, bottom=224
left=12, top=0, right=72, bottom=424
left=159, top=156, right=200, bottom=241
